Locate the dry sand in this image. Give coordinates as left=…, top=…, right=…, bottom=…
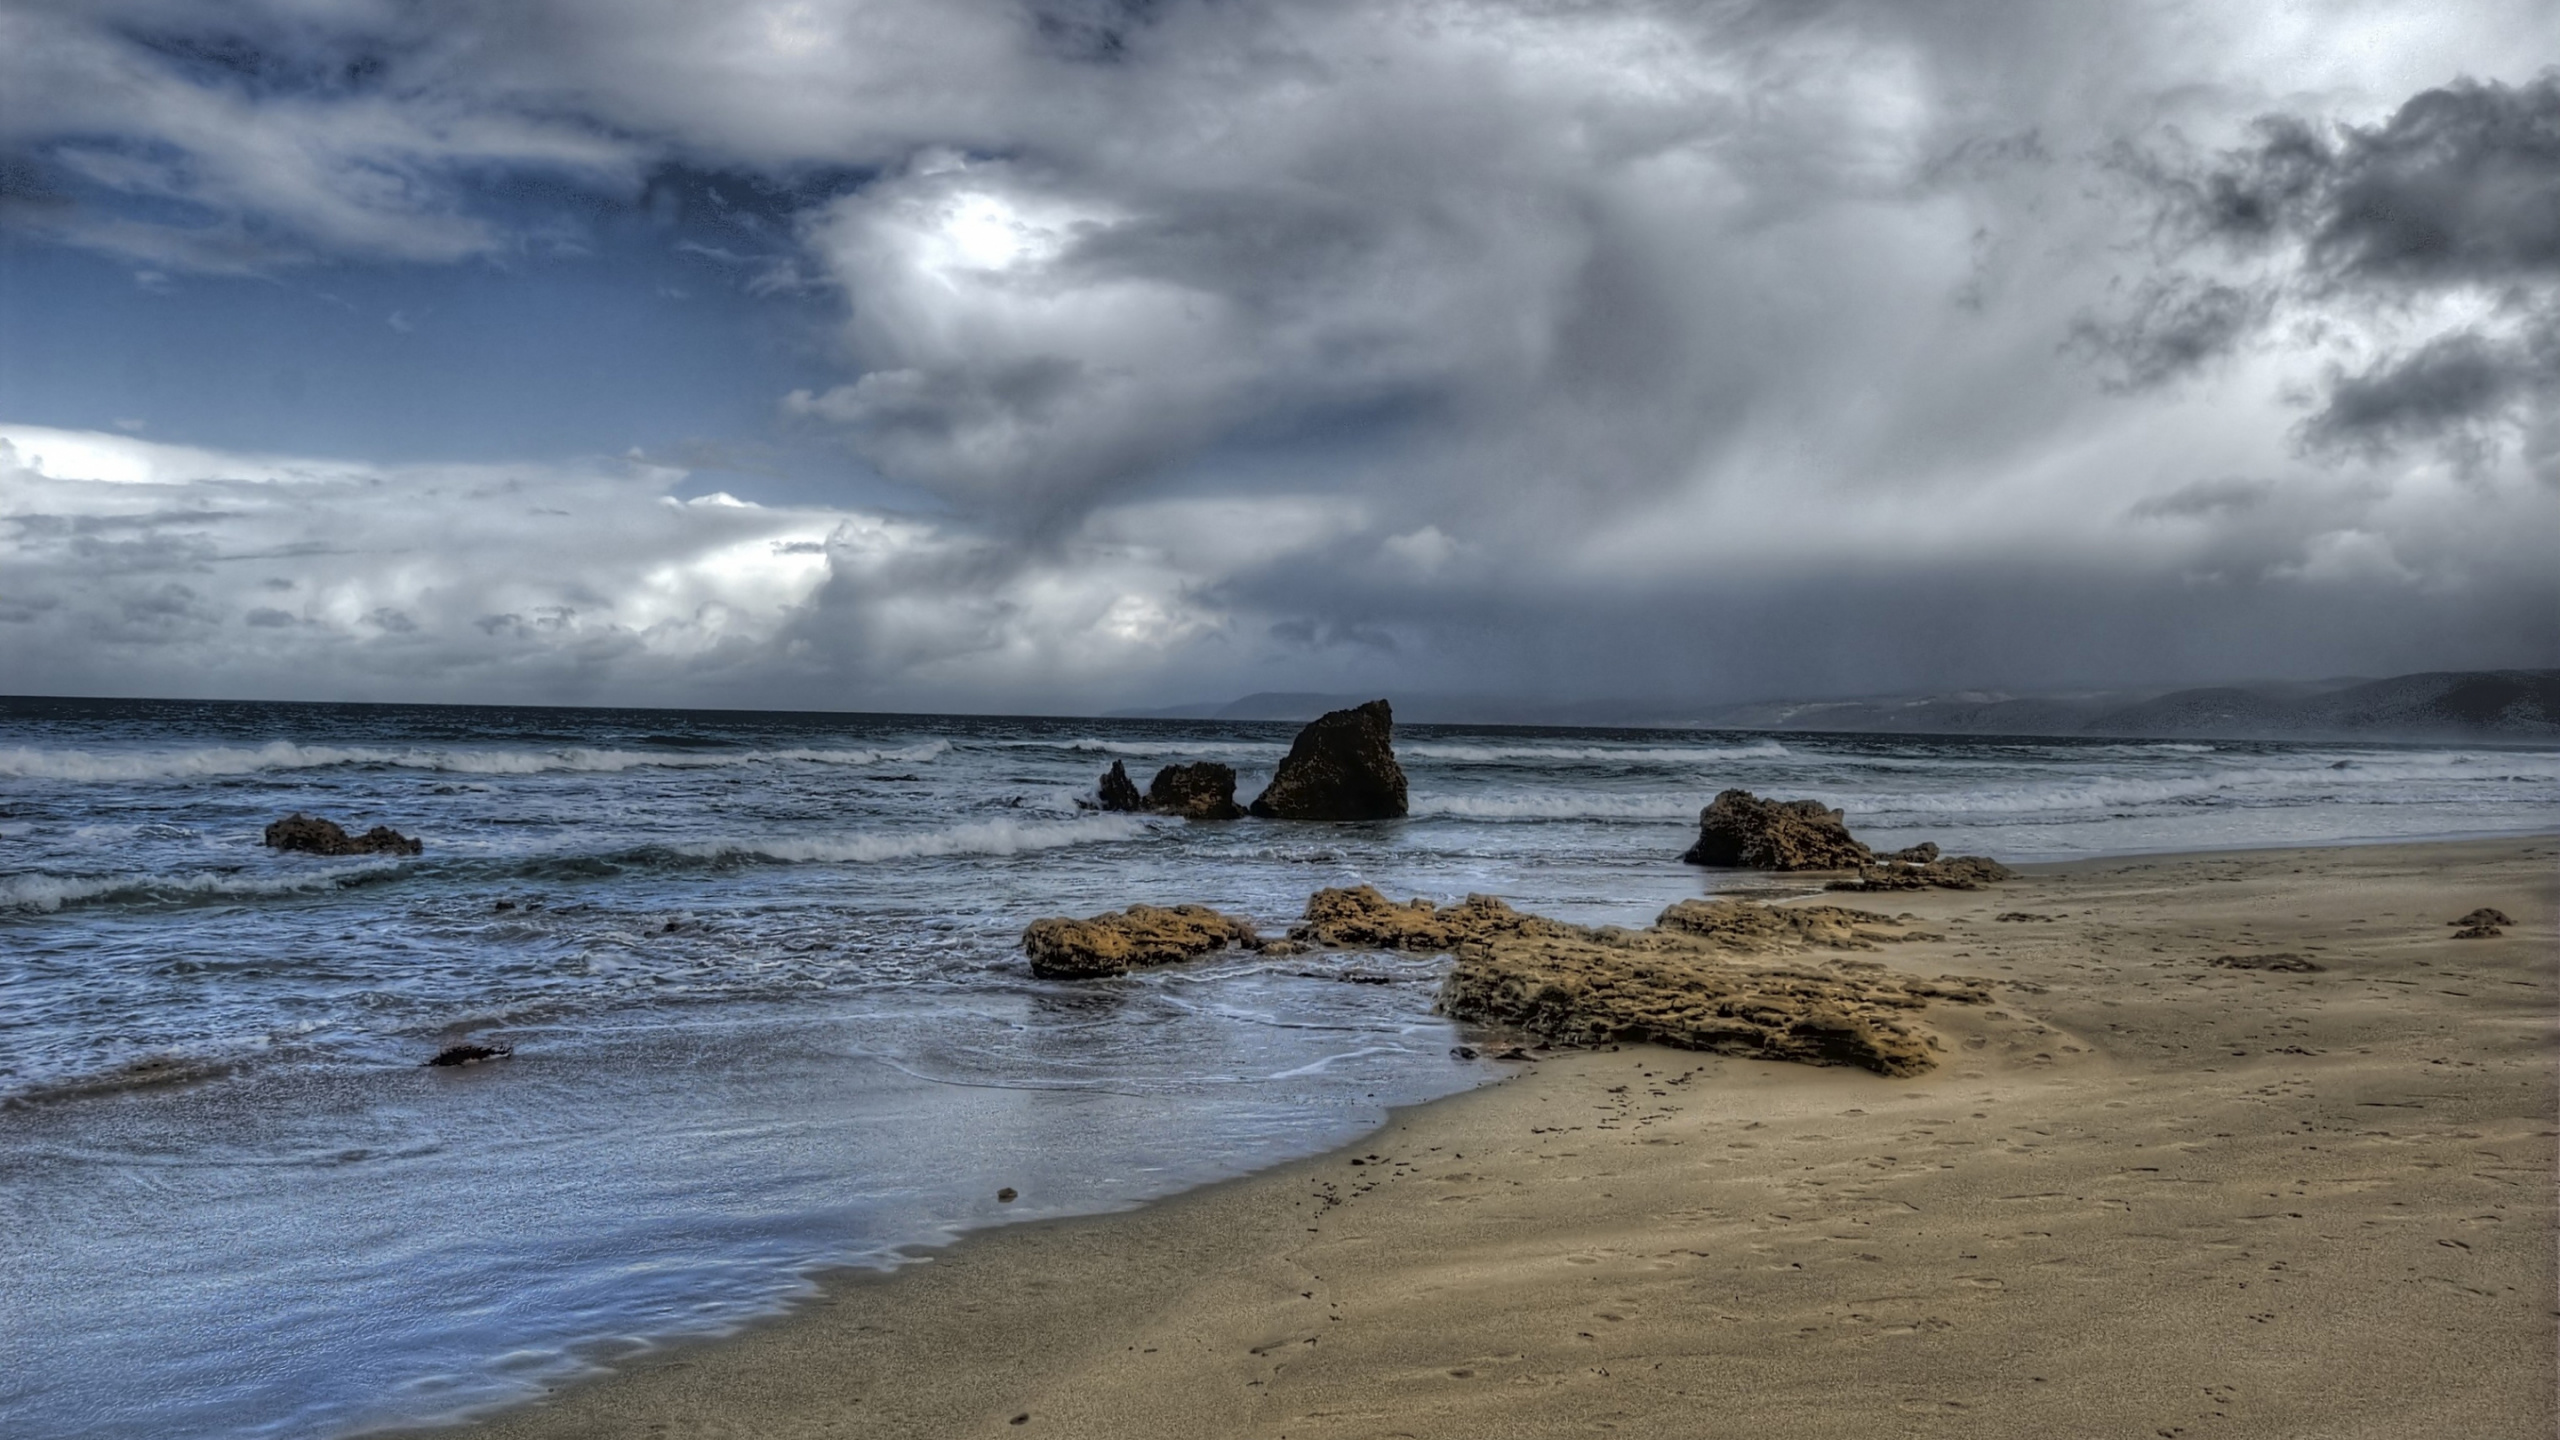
left=436, top=837, right=2556, bottom=1439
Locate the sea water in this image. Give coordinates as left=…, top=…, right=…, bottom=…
left=3, top=696, right=2553, bottom=1439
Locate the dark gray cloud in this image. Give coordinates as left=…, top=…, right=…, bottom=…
left=2303, top=322, right=2560, bottom=466
left=2095, top=69, right=2560, bottom=476
left=2067, top=278, right=2274, bottom=389
left=2190, top=74, right=2560, bottom=286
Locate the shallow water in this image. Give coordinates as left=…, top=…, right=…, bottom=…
left=3, top=697, right=2553, bottom=1438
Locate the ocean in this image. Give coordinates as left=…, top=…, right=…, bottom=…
left=3, top=695, right=2554, bottom=1439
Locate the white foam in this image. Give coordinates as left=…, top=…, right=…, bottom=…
left=1854, top=752, right=2560, bottom=819
left=1407, top=793, right=1700, bottom=820
left=679, top=814, right=1149, bottom=865
left=0, top=739, right=948, bottom=782
left=1003, top=738, right=1290, bottom=759
left=1401, top=740, right=1791, bottom=763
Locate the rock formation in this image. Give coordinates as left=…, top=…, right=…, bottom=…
left=1249, top=700, right=1408, bottom=820
left=264, top=813, right=423, bottom=856
left=1021, top=904, right=1267, bottom=979
left=1145, top=762, right=1246, bottom=820
left=1828, top=854, right=2017, bottom=891
left=1022, top=883, right=1991, bottom=1074
left=2449, top=906, right=2511, bottom=939
left=1681, top=789, right=2008, bottom=887
left=1096, top=761, right=1145, bottom=812
left=1286, top=885, right=1573, bottom=952
left=1680, top=790, right=1872, bottom=869
left=1439, top=897, right=1989, bottom=1077
left=1092, top=759, right=1245, bottom=819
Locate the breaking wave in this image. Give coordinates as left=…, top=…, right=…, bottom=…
left=1399, top=740, right=1790, bottom=764
left=1407, top=793, right=1701, bottom=820
left=1, top=864, right=409, bottom=913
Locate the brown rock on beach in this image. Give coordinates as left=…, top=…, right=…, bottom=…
left=1021, top=904, right=1266, bottom=979
left=1287, top=885, right=1571, bottom=953
left=1247, top=700, right=1408, bottom=820
left=1828, top=853, right=2017, bottom=891
left=1436, top=895, right=1983, bottom=1076
left=1678, top=789, right=1872, bottom=869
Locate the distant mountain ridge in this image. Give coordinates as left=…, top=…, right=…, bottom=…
left=1695, top=669, right=2560, bottom=741
left=1111, top=669, right=2560, bottom=742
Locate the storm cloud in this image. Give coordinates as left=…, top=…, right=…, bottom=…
left=1, top=1, right=2552, bottom=709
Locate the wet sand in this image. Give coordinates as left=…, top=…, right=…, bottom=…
left=434, top=836, right=2557, bottom=1439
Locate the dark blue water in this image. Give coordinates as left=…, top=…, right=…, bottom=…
left=3, top=697, right=2553, bottom=1438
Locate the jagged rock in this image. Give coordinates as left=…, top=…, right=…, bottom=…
left=1248, top=700, right=1408, bottom=820
left=1439, top=898, right=1987, bottom=1077
left=1288, top=885, right=1572, bottom=952
left=265, top=813, right=423, bottom=856
left=1889, top=842, right=1941, bottom=864
left=1146, top=762, right=1246, bottom=820
left=1022, top=904, right=1266, bottom=979
left=1680, top=790, right=1872, bottom=870
left=1828, top=855, right=2017, bottom=892
left=1096, top=761, right=1145, bottom=812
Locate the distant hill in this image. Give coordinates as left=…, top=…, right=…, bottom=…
left=1113, top=670, right=2560, bottom=741
left=1692, top=669, right=2560, bottom=742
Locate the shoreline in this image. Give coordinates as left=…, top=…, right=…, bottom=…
left=414, top=833, right=2559, bottom=1439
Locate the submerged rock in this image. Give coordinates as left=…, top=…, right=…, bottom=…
left=1438, top=896, right=1988, bottom=1077
left=1248, top=700, right=1408, bottom=820
left=426, top=1042, right=512, bottom=1067
left=1096, top=761, right=1145, bottom=813
left=265, top=813, right=423, bottom=856
left=1679, top=790, right=1871, bottom=870
left=1145, top=761, right=1246, bottom=820
left=1022, top=904, right=1266, bottom=979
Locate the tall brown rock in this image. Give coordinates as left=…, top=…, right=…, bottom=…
left=1247, top=700, right=1408, bottom=820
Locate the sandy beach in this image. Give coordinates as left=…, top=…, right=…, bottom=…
left=434, top=836, right=2556, bottom=1439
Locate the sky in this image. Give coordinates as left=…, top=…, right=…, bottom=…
left=0, top=0, right=2553, bottom=714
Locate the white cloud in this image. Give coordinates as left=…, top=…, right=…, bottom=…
left=0, top=425, right=1380, bottom=706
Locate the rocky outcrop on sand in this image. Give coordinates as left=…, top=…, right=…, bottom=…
left=264, top=813, right=423, bottom=856
left=2449, top=907, right=2512, bottom=939
left=1680, top=790, right=1871, bottom=869
left=1019, top=885, right=1993, bottom=1073
left=1092, top=760, right=1246, bottom=819
left=1249, top=700, right=1408, bottom=820
left=1828, top=854, right=2017, bottom=892
left=1440, top=897, right=1989, bottom=1077
left=1022, top=904, right=1267, bottom=979
left=1681, top=789, right=2007, bottom=887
